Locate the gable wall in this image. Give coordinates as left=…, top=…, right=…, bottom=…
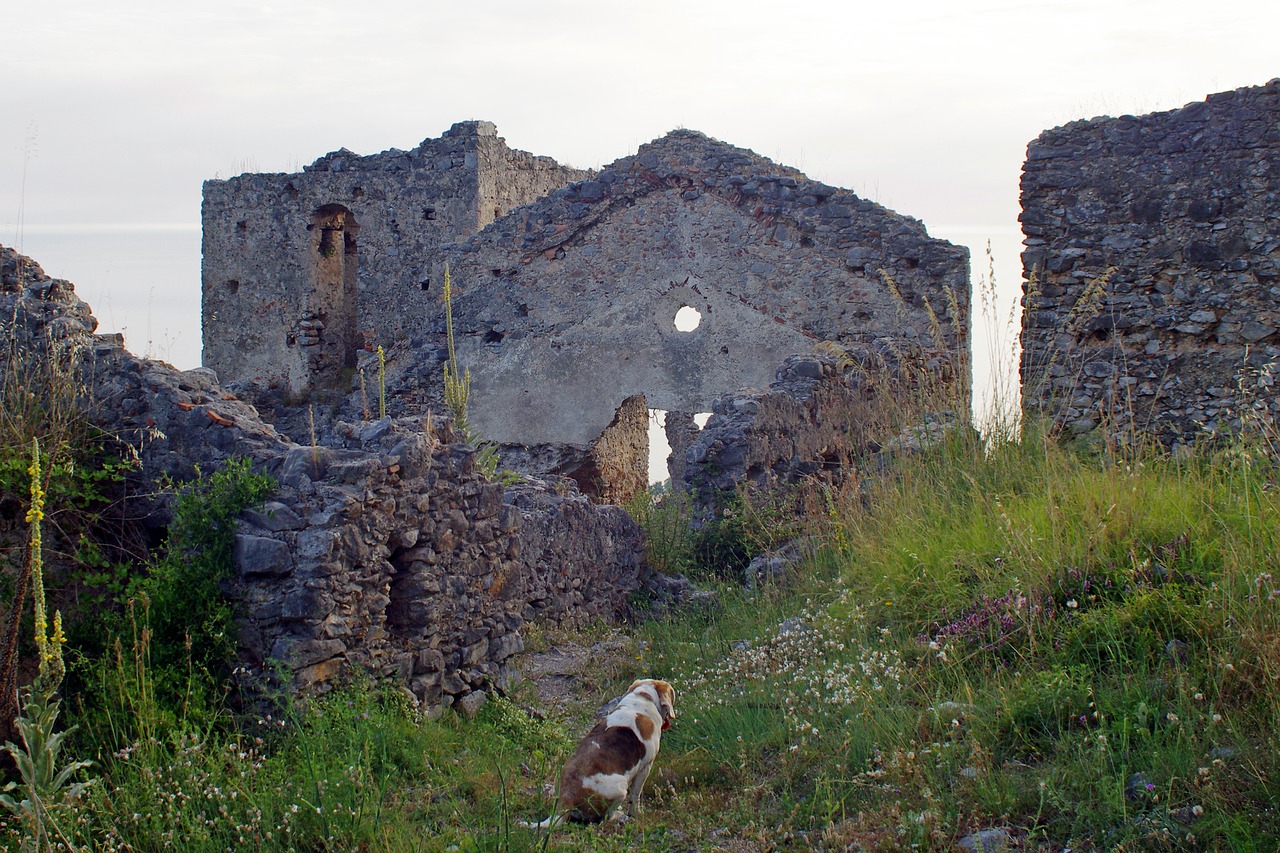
left=439, top=131, right=970, bottom=450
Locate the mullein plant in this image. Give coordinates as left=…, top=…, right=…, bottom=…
left=440, top=264, right=502, bottom=479
left=0, top=438, right=93, bottom=850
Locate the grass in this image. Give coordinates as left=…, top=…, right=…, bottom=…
left=22, top=419, right=1265, bottom=850
left=634, top=424, right=1280, bottom=850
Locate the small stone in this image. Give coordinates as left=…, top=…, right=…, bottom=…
left=778, top=617, right=809, bottom=636
left=1241, top=321, right=1276, bottom=342
left=956, top=829, right=1012, bottom=852
left=455, top=691, right=488, bottom=719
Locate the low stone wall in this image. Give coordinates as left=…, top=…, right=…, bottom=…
left=2, top=244, right=644, bottom=711
left=1020, top=79, right=1280, bottom=446
left=231, top=424, right=643, bottom=709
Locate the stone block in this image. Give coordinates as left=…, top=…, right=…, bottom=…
left=234, top=534, right=293, bottom=577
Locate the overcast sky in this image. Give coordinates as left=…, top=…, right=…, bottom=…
left=2, top=0, right=1277, bottom=411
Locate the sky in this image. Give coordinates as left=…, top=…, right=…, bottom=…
left=2, top=0, right=1277, bottom=432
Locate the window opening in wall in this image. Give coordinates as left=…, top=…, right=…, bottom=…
left=648, top=409, right=671, bottom=486
left=674, top=305, right=702, bottom=332
left=225, top=279, right=240, bottom=294
left=420, top=279, right=431, bottom=291
left=422, top=207, right=436, bottom=221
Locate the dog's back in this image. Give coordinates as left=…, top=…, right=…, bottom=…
left=524, top=679, right=676, bottom=829
left=555, top=719, right=649, bottom=822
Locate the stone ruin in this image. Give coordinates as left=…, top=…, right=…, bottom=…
left=3, top=118, right=978, bottom=713
left=202, top=121, right=590, bottom=399
left=203, top=122, right=970, bottom=503
left=2, top=245, right=641, bottom=713
left=14, top=77, right=1279, bottom=710
left=1020, top=78, right=1280, bottom=447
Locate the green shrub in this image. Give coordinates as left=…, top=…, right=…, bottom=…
left=626, top=489, right=697, bottom=576
left=142, top=457, right=274, bottom=679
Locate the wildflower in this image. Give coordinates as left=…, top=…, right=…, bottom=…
left=1067, top=599, right=1078, bottom=609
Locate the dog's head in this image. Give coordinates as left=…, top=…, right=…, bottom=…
left=628, top=679, right=676, bottom=731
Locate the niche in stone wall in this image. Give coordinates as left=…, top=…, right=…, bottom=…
left=308, top=204, right=360, bottom=386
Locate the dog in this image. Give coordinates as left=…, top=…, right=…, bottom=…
left=524, top=678, right=676, bottom=828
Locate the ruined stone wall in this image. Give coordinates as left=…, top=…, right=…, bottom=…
left=676, top=355, right=876, bottom=509
left=201, top=122, right=589, bottom=397
left=559, top=394, right=650, bottom=505
left=381, top=129, right=969, bottom=495
left=232, top=424, right=642, bottom=709
left=1020, top=80, right=1280, bottom=446
left=4, top=245, right=642, bottom=711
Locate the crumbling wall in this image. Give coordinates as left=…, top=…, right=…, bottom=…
left=201, top=121, right=589, bottom=397
left=1020, top=79, right=1280, bottom=446
left=559, top=394, right=649, bottom=505
left=4, top=245, right=642, bottom=711
left=385, top=129, right=969, bottom=496
left=677, top=355, right=876, bottom=509
left=231, top=423, right=643, bottom=709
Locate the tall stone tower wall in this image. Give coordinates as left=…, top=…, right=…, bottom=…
left=201, top=122, right=589, bottom=396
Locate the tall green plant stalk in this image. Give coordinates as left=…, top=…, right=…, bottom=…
left=377, top=345, right=387, bottom=419
left=1, top=438, right=92, bottom=852
left=441, top=264, right=471, bottom=430
left=439, top=264, right=502, bottom=479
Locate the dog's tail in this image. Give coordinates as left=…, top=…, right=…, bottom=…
left=517, top=815, right=560, bottom=830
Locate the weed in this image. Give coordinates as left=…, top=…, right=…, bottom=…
left=440, top=264, right=504, bottom=480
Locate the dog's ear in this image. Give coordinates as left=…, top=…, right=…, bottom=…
left=654, top=681, right=676, bottom=725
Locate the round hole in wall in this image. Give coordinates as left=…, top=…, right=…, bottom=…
left=673, top=305, right=702, bottom=332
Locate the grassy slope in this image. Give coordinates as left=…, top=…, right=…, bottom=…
left=7, top=424, right=1279, bottom=851
left=637, top=427, right=1280, bottom=851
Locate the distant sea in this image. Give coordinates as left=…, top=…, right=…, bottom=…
left=4, top=224, right=204, bottom=370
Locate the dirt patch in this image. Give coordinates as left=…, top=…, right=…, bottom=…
left=515, top=628, right=648, bottom=725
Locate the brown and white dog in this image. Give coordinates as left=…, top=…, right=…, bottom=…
left=524, top=678, right=676, bottom=828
